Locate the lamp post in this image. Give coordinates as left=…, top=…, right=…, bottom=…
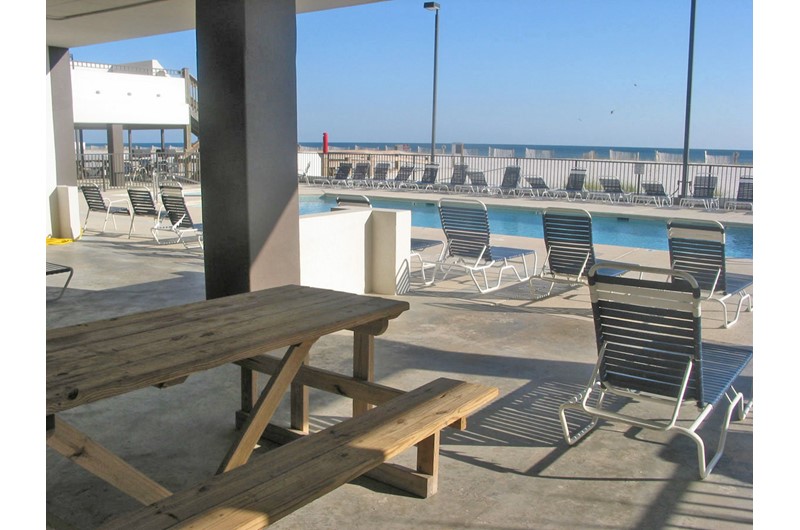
left=424, top=2, right=440, bottom=165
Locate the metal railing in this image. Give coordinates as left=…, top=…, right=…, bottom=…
left=76, top=151, right=201, bottom=193
left=303, top=151, right=753, bottom=205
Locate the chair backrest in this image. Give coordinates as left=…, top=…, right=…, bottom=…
left=450, top=164, right=469, bottom=185
left=542, top=208, right=596, bottom=276
left=588, top=262, right=705, bottom=405
left=80, top=185, right=107, bottom=212
left=333, top=163, right=353, bottom=180
left=127, top=188, right=159, bottom=217
left=641, top=182, right=667, bottom=196
left=467, top=171, right=488, bottom=187
left=526, top=176, right=549, bottom=190
left=336, top=194, right=371, bottom=208
left=736, top=178, right=753, bottom=202
left=499, top=166, right=521, bottom=189
left=599, top=177, right=623, bottom=194
left=373, top=162, right=391, bottom=180
left=352, top=163, right=370, bottom=180
left=419, top=164, right=440, bottom=185
left=691, top=175, right=717, bottom=198
left=667, top=219, right=727, bottom=292
left=395, top=165, right=414, bottom=182
left=565, top=168, right=587, bottom=191
left=438, top=198, right=494, bottom=262
left=160, top=192, right=195, bottom=228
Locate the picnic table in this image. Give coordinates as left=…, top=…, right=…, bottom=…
left=47, top=284, right=497, bottom=528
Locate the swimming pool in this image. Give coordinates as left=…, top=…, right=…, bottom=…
left=300, top=195, right=753, bottom=259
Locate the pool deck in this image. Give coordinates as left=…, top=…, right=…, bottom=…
left=46, top=183, right=754, bottom=529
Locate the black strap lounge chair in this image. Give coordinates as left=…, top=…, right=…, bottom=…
left=351, top=162, right=371, bottom=188
left=587, top=177, right=630, bottom=203
left=725, top=177, right=753, bottom=210
left=369, top=162, right=392, bottom=188
left=156, top=189, right=203, bottom=249
left=46, top=262, right=74, bottom=301
left=431, top=164, right=469, bottom=193
left=401, top=164, right=439, bottom=191
left=465, top=171, right=490, bottom=195
left=79, top=184, right=131, bottom=232
left=536, top=207, right=598, bottom=297
left=522, top=176, right=551, bottom=198
left=549, top=168, right=587, bottom=201
left=436, top=198, right=537, bottom=294
left=382, top=165, right=415, bottom=189
left=631, top=182, right=673, bottom=207
left=314, top=162, right=352, bottom=187
left=126, top=187, right=167, bottom=239
left=667, top=218, right=752, bottom=328
left=489, top=166, right=521, bottom=196
left=559, top=262, right=753, bottom=479
left=680, top=174, right=719, bottom=209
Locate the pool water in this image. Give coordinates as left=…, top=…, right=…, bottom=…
left=300, top=195, right=753, bottom=259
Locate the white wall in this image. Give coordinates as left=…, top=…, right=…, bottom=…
left=299, top=207, right=411, bottom=295
left=72, top=66, right=190, bottom=126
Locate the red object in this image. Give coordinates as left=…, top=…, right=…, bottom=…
left=323, top=132, right=329, bottom=154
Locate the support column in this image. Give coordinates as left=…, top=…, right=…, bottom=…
left=197, top=0, right=301, bottom=298
left=106, top=123, right=125, bottom=187
left=47, top=46, right=80, bottom=239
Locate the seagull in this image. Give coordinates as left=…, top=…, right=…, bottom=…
left=610, top=110, right=615, bottom=115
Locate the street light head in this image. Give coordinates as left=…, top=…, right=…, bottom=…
left=424, top=2, right=440, bottom=11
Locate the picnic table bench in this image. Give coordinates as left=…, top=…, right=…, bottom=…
left=47, top=285, right=498, bottom=528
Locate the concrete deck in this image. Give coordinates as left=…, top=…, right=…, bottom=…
left=46, top=185, right=753, bottom=529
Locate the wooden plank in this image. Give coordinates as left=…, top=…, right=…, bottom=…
left=48, top=286, right=408, bottom=415
left=353, top=330, right=374, bottom=417
left=100, top=378, right=498, bottom=529
left=236, top=354, right=404, bottom=405
left=290, top=355, right=310, bottom=433
left=217, top=340, right=316, bottom=474
left=47, top=416, right=172, bottom=506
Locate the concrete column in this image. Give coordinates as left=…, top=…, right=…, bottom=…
left=47, top=46, right=81, bottom=239
left=106, top=123, right=124, bottom=187
left=197, top=0, right=301, bottom=298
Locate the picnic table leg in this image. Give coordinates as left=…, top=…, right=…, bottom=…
left=353, top=330, right=375, bottom=417
left=416, top=432, right=441, bottom=496
left=236, top=366, right=259, bottom=430
left=291, top=356, right=310, bottom=433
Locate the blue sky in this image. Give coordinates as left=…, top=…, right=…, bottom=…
left=70, top=0, right=753, bottom=150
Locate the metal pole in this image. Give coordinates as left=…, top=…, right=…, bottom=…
left=681, top=0, right=697, bottom=199
left=430, top=8, right=439, bottom=165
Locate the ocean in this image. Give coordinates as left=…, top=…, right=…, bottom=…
left=84, top=141, right=753, bottom=166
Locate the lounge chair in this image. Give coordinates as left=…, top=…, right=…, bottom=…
left=156, top=188, right=204, bottom=249
left=667, top=218, right=752, bottom=328
left=351, top=162, right=371, bottom=188
left=297, top=161, right=311, bottom=184
left=79, top=184, right=131, bottom=232
left=559, top=262, right=753, bottom=479
left=436, top=198, right=537, bottom=294
left=431, top=164, right=469, bottom=193
left=535, top=207, right=608, bottom=297
left=400, top=164, right=439, bottom=191
left=587, top=177, right=630, bottom=203
left=680, top=174, right=719, bottom=209
left=631, top=182, right=673, bottom=207
left=489, top=166, right=521, bottom=196
left=369, top=162, right=392, bottom=188
left=521, top=176, right=551, bottom=198
left=725, top=177, right=753, bottom=210
left=334, top=194, right=443, bottom=283
left=46, top=262, right=74, bottom=301
left=126, top=187, right=167, bottom=239
left=315, top=162, right=352, bottom=187
left=382, top=165, right=415, bottom=189
left=464, top=171, right=490, bottom=195
left=549, top=168, right=587, bottom=201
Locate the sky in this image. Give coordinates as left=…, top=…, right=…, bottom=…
left=69, top=0, right=753, bottom=151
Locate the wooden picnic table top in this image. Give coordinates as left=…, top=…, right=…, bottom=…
left=47, top=284, right=410, bottom=416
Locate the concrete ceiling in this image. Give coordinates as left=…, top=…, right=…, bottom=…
left=47, top=0, right=388, bottom=48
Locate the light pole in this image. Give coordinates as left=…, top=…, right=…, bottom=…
left=424, top=2, right=440, bottom=165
